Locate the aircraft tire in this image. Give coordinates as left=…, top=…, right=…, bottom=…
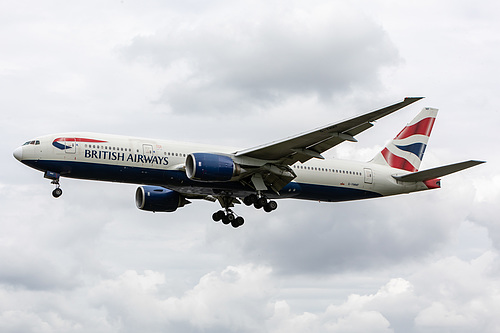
left=52, top=188, right=62, bottom=198
left=232, top=216, right=244, bottom=228
left=212, top=210, right=224, bottom=222
left=257, top=197, right=268, bottom=207
left=243, top=194, right=258, bottom=206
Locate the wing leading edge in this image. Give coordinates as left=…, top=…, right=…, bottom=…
left=234, top=97, right=423, bottom=164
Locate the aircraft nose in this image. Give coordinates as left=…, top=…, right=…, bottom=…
left=13, top=146, right=23, bottom=161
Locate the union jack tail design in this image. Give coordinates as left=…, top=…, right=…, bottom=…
left=370, top=107, right=438, bottom=172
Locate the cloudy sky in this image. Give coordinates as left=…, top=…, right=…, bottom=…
left=1, top=0, right=499, bottom=332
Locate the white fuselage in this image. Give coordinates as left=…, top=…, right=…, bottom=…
left=14, top=132, right=432, bottom=202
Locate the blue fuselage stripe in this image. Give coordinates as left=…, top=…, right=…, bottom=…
left=22, top=159, right=382, bottom=202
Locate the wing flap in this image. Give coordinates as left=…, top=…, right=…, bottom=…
left=393, top=160, right=485, bottom=182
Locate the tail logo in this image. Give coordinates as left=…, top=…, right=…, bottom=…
left=379, top=108, right=437, bottom=172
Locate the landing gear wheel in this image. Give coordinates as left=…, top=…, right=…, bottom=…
left=257, top=197, right=268, bottom=206
left=52, top=187, right=63, bottom=198
left=264, top=200, right=277, bottom=212
left=226, top=213, right=236, bottom=222
left=231, top=216, right=244, bottom=228
left=212, top=210, right=225, bottom=222
left=254, top=196, right=268, bottom=209
left=243, top=194, right=258, bottom=206
left=222, top=212, right=236, bottom=225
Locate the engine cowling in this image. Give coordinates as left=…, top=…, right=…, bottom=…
left=135, top=186, right=186, bottom=212
left=185, top=153, right=241, bottom=182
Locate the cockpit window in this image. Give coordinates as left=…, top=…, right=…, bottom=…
left=22, top=140, right=40, bottom=146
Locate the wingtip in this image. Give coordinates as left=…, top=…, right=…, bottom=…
left=404, top=96, right=425, bottom=101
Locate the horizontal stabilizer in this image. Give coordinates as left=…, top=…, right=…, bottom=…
left=393, top=160, right=485, bottom=182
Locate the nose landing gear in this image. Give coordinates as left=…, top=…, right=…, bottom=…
left=44, top=171, right=63, bottom=198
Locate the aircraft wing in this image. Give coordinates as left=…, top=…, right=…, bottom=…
left=234, top=97, right=423, bottom=164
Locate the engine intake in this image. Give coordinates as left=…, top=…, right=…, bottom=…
left=185, top=153, right=241, bottom=182
left=135, top=186, right=188, bottom=212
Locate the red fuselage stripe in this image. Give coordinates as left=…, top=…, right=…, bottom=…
left=53, top=137, right=108, bottom=143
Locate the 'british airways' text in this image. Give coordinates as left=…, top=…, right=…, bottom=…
left=84, top=149, right=169, bottom=165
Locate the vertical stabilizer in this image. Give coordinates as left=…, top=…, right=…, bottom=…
left=370, top=107, right=438, bottom=172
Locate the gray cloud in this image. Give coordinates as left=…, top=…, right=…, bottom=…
left=121, top=2, right=399, bottom=114
left=216, top=195, right=462, bottom=275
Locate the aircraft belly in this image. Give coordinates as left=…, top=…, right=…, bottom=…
left=22, top=159, right=382, bottom=202
left=293, top=183, right=382, bottom=202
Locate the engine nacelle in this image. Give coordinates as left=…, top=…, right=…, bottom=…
left=185, top=153, right=241, bottom=182
left=135, top=186, right=186, bottom=212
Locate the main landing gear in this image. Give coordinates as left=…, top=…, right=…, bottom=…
left=242, top=194, right=278, bottom=213
left=212, top=193, right=278, bottom=228
left=212, top=195, right=245, bottom=228
left=212, top=209, right=245, bottom=228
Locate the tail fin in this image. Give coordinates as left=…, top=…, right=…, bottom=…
left=370, top=107, right=438, bottom=172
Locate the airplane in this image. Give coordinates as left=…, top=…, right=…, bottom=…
left=13, top=97, right=484, bottom=228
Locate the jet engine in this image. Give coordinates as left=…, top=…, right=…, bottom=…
left=135, top=186, right=189, bottom=212
left=185, top=153, right=241, bottom=182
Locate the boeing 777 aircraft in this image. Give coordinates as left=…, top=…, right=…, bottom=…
left=13, top=98, right=484, bottom=228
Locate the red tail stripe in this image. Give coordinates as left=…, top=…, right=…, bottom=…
left=381, top=148, right=417, bottom=172
left=394, top=117, right=436, bottom=140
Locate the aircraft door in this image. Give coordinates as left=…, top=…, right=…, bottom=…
left=143, top=144, right=153, bottom=155
left=364, top=168, right=373, bottom=184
